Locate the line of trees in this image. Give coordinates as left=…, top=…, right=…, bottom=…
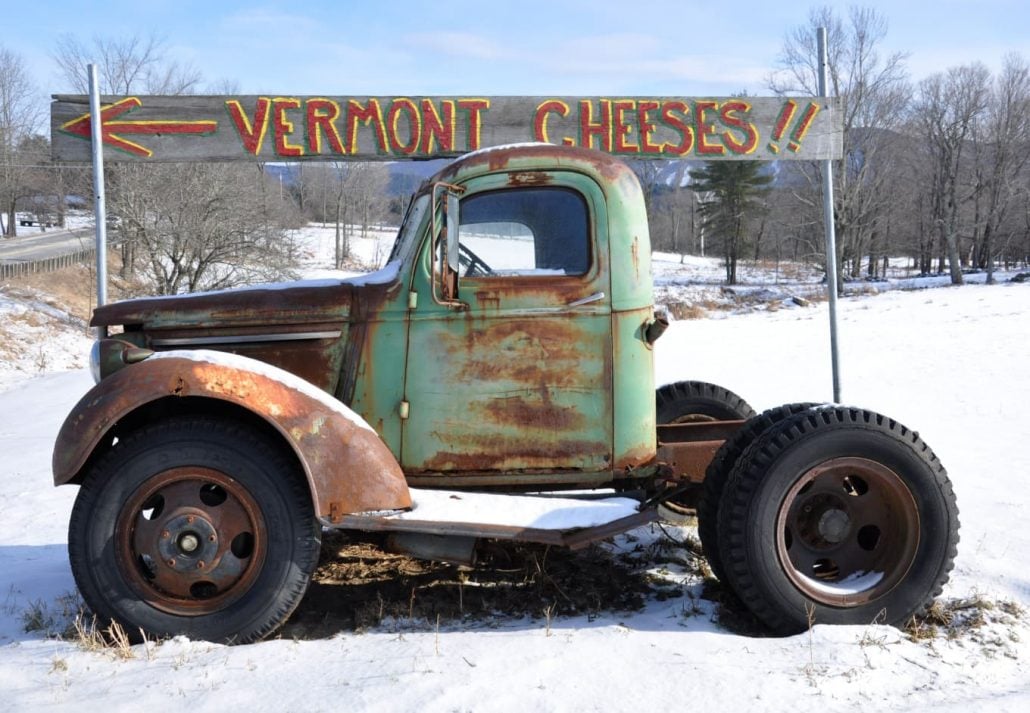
left=4, top=9, right=1029, bottom=293
left=644, top=7, right=1030, bottom=285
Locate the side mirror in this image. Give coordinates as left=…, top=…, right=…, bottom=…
left=431, top=182, right=466, bottom=308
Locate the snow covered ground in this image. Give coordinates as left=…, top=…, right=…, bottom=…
left=0, top=228, right=1028, bottom=711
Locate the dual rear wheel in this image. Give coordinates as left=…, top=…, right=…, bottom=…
left=657, top=382, right=959, bottom=633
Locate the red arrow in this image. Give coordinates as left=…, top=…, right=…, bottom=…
left=60, top=97, right=218, bottom=158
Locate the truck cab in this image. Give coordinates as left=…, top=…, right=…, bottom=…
left=72, top=145, right=661, bottom=490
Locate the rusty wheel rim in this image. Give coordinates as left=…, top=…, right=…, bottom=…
left=775, top=457, right=919, bottom=607
left=115, top=467, right=267, bottom=616
left=669, top=413, right=718, bottom=425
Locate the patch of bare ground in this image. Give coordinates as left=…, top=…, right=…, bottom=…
left=664, top=298, right=725, bottom=320
left=279, top=530, right=679, bottom=639
left=2, top=252, right=143, bottom=323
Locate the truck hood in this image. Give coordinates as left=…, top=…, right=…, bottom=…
left=91, top=264, right=401, bottom=331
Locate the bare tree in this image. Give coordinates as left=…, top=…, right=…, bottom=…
left=970, top=54, right=1030, bottom=283
left=0, top=45, right=42, bottom=237
left=113, top=163, right=302, bottom=294
left=325, top=162, right=389, bottom=268
left=914, top=63, right=991, bottom=285
left=769, top=6, right=911, bottom=280
left=52, top=32, right=200, bottom=95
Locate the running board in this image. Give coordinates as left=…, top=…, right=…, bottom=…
left=325, top=488, right=658, bottom=550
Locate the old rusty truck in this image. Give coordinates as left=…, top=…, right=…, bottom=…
left=55, top=144, right=959, bottom=643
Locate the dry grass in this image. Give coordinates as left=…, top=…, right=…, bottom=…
left=279, top=531, right=664, bottom=639
left=72, top=614, right=137, bottom=660
left=2, top=252, right=141, bottom=323
left=665, top=298, right=724, bottom=320
left=21, top=593, right=140, bottom=659
left=904, top=593, right=1025, bottom=644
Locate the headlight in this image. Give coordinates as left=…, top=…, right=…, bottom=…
left=90, top=339, right=154, bottom=383
left=89, top=341, right=102, bottom=384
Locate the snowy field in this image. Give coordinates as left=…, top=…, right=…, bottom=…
left=0, top=226, right=1028, bottom=711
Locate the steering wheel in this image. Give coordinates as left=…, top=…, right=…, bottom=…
left=458, top=243, right=494, bottom=277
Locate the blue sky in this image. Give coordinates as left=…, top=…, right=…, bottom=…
left=5, top=0, right=1029, bottom=98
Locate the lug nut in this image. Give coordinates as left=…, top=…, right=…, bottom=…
left=161, top=530, right=170, bottom=539
left=197, top=561, right=205, bottom=569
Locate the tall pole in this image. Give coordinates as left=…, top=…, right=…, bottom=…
left=818, top=27, right=842, bottom=403
left=88, top=64, right=108, bottom=312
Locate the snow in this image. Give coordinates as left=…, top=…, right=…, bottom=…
left=374, top=489, right=640, bottom=530
left=1, top=248, right=1029, bottom=710
left=799, top=570, right=885, bottom=597
left=0, top=288, right=93, bottom=393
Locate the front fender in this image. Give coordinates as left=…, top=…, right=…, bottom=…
left=53, top=350, right=411, bottom=520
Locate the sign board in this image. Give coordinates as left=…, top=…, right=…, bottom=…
left=51, top=95, right=842, bottom=163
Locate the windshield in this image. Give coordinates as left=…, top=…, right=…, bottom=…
left=386, top=193, right=430, bottom=268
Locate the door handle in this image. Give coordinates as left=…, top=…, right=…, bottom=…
left=567, top=291, right=605, bottom=307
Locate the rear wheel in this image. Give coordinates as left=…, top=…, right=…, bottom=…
left=68, top=416, right=321, bottom=644
left=656, top=381, right=755, bottom=425
left=697, top=403, right=818, bottom=583
left=717, top=407, right=959, bottom=633
left=656, top=381, right=755, bottom=525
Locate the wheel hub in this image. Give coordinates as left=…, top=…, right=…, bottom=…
left=115, top=467, right=266, bottom=615
left=817, top=508, right=851, bottom=544
left=776, top=457, right=920, bottom=606
left=155, top=512, right=220, bottom=571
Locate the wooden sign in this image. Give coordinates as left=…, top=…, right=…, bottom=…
left=51, top=95, right=842, bottom=162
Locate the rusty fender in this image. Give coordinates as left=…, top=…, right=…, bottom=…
left=52, top=353, right=411, bottom=520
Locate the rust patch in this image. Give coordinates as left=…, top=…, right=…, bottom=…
left=613, top=443, right=657, bottom=471
left=473, top=291, right=501, bottom=311
left=657, top=441, right=723, bottom=482
left=481, top=394, right=586, bottom=431
left=453, top=319, right=588, bottom=390
left=416, top=434, right=608, bottom=472
left=507, top=171, right=553, bottom=187
left=437, top=144, right=633, bottom=184
left=631, top=236, right=640, bottom=279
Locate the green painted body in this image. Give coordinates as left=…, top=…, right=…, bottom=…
left=85, top=144, right=659, bottom=491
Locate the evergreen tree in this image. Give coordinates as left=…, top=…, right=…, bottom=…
left=691, top=161, right=773, bottom=284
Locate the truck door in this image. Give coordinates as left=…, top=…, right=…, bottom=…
left=401, top=171, right=613, bottom=478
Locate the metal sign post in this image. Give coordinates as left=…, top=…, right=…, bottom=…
left=818, top=27, right=842, bottom=403
left=87, top=64, right=108, bottom=311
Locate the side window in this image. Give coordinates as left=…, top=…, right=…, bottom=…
left=458, top=187, right=590, bottom=277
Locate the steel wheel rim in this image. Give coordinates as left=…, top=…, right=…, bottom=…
left=669, top=413, right=719, bottom=424
left=775, top=457, right=920, bottom=607
left=115, top=467, right=268, bottom=616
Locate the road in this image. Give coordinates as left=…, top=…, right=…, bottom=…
left=0, top=228, right=95, bottom=264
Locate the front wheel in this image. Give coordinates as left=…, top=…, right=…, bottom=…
left=68, top=416, right=321, bottom=644
left=717, top=407, right=959, bottom=634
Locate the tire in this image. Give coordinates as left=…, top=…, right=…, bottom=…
left=655, top=381, right=756, bottom=524
left=68, top=416, right=322, bottom=644
left=697, top=403, right=818, bottom=583
left=716, top=407, right=959, bottom=634
left=656, top=381, right=755, bottom=425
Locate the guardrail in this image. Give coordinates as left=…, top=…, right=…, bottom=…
left=0, top=247, right=96, bottom=280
